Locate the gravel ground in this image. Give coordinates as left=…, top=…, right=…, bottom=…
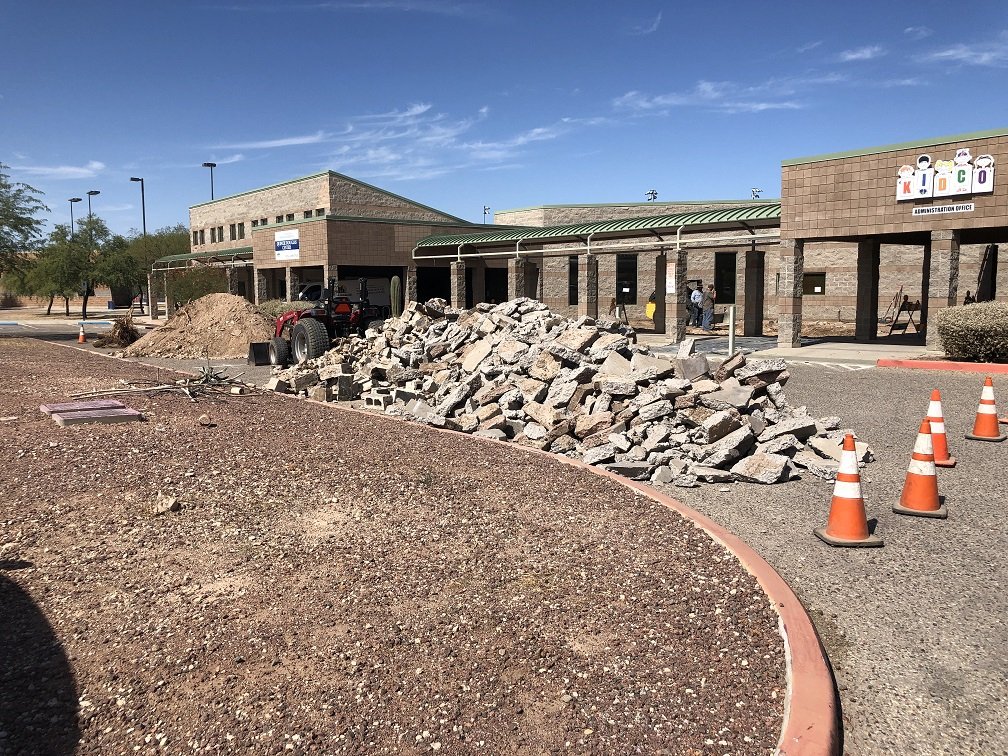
left=658, top=363, right=1008, bottom=756
left=0, top=338, right=785, bottom=755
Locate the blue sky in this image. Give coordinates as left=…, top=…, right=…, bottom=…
left=3, top=1, right=1008, bottom=235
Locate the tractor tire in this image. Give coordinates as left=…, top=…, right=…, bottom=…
left=268, top=336, right=290, bottom=366
left=292, top=318, right=330, bottom=363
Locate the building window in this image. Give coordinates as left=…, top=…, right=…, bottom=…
left=615, top=254, right=638, bottom=305
left=286, top=213, right=294, bottom=222
left=803, top=272, right=826, bottom=295
left=276, top=215, right=283, bottom=224
left=251, top=219, right=258, bottom=228
left=229, top=223, right=237, bottom=241
left=198, top=229, right=205, bottom=245
left=217, top=226, right=223, bottom=242
left=192, top=230, right=199, bottom=246
left=210, top=227, right=217, bottom=243
left=316, top=208, right=325, bottom=217
left=568, top=255, right=578, bottom=306
left=304, top=210, right=312, bottom=219
left=260, top=218, right=267, bottom=226
left=237, top=222, right=245, bottom=239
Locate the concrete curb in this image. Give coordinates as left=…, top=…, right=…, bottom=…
left=46, top=341, right=841, bottom=755
left=877, top=358, right=1008, bottom=373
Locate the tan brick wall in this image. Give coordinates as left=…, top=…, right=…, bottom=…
left=782, top=134, right=1008, bottom=239
left=496, top=200, right=773, bottom=227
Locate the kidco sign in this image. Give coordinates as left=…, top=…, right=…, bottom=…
left=896, top=148, right=995, bottom=201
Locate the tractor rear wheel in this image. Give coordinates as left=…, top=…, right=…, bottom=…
left=268, top=336, right=290, bottom=366
left=292, top=318, right=330, bottom=363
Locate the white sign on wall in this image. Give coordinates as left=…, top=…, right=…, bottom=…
left=274, top=229, right=300, bottom=260
left=896, top=148, right=995, bottom=202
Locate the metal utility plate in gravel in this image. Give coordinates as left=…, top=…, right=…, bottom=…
left=39, top=399, right=125, bottom=415
left=49, top=407, right=143, bottom=427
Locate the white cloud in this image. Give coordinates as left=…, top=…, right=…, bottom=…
left=321, top=103, right=586, bottom=181
left=839, top=45, right=886, bottom=62
left=796, top=40, right=823, bottom=53
left=96, top=203, right=135, bottom=213
left=875, top=77, right=925, bottom=88
left=628, top=11, right=662, bottom=36
left=9, top=160, right=105, bottom=179
left=612, top=75, right=838, bottom=115
left=213, top=153, right=245, bottom=164
left=926, top=34, right=1008, bottom=66
left=216, top=131, right=330, bottom=149
left=904, top=26, right=933, bottom=40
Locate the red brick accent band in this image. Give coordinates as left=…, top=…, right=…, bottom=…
left=877, top=358, right=1008, bottom=373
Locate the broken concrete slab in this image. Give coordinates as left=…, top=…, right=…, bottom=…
left=674, top=354, right=710, bottom=381
left=792, top=450, right=840, bottom=480
left=582, top=443, right=617, bottom=466
left=757, top=414, right=818, bottom=443
left=713, top=351, right=746, bottom=383
left=730, top=451, right=790, bottom=484
left=574, top=411, right=614, bottom=439
left=600, top=461, right=652, bottom=480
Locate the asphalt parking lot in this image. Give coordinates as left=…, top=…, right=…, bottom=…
left=662, top=363, right=1008, bottom=756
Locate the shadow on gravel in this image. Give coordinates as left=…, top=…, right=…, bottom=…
left=0, top=573, right=80, bottom=755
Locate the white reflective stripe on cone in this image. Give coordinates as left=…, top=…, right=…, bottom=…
left=832, top=481, right=863, bottom=499
left=913, top=433, right=934, bottom=455
left=930, top=420, right=946, bottom=433
left=838, top=452, right=859, bottom=475
left=908, top=458, right=936, bottom=476
left=982, top=385, right=995, bottom=400
left=978, top=403, right=997, bottom=414
left=928, top=401, right=941, bottom=416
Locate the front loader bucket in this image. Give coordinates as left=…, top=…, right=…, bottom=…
left=247, top=342, right=271, bottom=366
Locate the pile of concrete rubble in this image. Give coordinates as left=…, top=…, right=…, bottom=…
left=266, top=298, right=872, bottom=487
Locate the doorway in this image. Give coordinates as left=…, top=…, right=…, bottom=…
left=485, top=267, right=508, bottom=304
left=714, top=252, right=736, bottom=304
left=977, top=244, right=998, bottom=301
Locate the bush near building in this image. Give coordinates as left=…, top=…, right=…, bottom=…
left=935, top=301, right=1008, bottom=362
left=257, top=299, right=314, bottom=321
left=168, top=267, right=227, bottom=307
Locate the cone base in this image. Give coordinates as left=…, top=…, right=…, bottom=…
left=814, top=527, right=883, bottom=548
left=965, top=431, right=1007, bottom=442
left=893, top=502, right=948, bottom=519
left=934, top=456, right=957, bottom=468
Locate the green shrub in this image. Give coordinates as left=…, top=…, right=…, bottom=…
left=935, top=301, right=1008, bottom=362
left=169, top=268, right=227, bottom=305
left=257, top=299, right=314, bottom=321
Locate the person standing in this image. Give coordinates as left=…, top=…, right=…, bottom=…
left=690, top=284, right=703, bottom=326
left=702, top=284, right=716, bottom=331
left=963, top=290, right=976, bottom=305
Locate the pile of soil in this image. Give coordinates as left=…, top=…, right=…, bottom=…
left=124, top=293, right=273, bottom=359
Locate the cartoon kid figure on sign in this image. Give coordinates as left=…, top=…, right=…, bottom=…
left=915, top=154, right=934, bottom=197
left=933, top=159, right=955, bottom=197
left=896, top=164, right=916, bottom=201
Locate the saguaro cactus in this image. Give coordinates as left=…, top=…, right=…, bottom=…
left=390, top=275, right=403, bottom=318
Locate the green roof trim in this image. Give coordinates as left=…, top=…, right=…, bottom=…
left=189, top=170, right=471, bottom=225
left=154, top=247, right=253, bottom=265
left=416, top=204, right=781, bottom=249
left=782, top=127, right=1008, bottom=166
left=497, top=198, right=781, bottom=214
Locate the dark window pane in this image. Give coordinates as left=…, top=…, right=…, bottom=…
left=615, top=254, right=638, bottom=305
left=568, top=255, right=578, bottom=306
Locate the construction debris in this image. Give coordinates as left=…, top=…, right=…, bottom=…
left=124, top=293, right=274, bottom=359
left=69, top=366, right=256, bottom=403
left=270, top=298, right=874, bottom=485
left=92, top=314, right=141, bottom=349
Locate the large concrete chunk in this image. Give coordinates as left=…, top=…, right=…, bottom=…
left=701, top=426, right=756, bottom=468
left=598, top=351, right=632, bottom=377
left=630, top=353, right=676, bottom=380
left=600, top=461, right=652, bottom=480
left=528, top=351, right=563, bottom=382
left=701, top=410, right=743, bottom=444
left=461, top=337, right=494, bottom=373
left=674, top=355, right=710, bottom=381
left=700, top=378, right=755, bottom=411
left=792, top=450, right=840, bottom=480
left=637, top=399, right=674, bottom=423
left=574, top=411, right=614, bottom=439
left=524, top=401, right=564, bottom=429
left=714, top=351, right=746, bottom=383
left=730, top=451, right=790, bottom=484
left=582, top=443, right=617, bottom=466
left=594, top=377, right=638, bottom=397
left=758, top=415, right=818, bottom=442
left=734, top=358, right=788, bottom=382
left=496, top=338, right=529, bottom=363
left=556, top=327, right=599, bottom=353
left=544, top=380, right=579, bottom=408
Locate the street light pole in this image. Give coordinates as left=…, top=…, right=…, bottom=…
left=131, top=177, right=152, bottom=317
left=202, top=162, right=217, bottom=200
left=68, top=197, right=82, bottom=238
left=86, top=189, right=100, bottom=219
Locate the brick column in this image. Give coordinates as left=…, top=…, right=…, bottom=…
left=654, top=253, right=667, bottom=334
left=671, top=249, right=688, bottom=341
left=225, top=266, right=235, bottom=295
left=777, top=239, right=804, bottom=348
left=922, top=230, right=960, bottom=349
left=743, top=247, right=765, bottom=336
left=577, top=254, right=598, bottom=319
left=405, top=265, right=419, bottom=305
left=508, top=256, right=528, bottom=300
left=855, top=238, right=880, bottom=341
left=450, top=260, right=467, bottom=309
left=254, top=269, right=267, bottom=305
left=147, top=273, right=159, bottom=319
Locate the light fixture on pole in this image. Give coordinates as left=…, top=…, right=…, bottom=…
left=86, top=189, right=100, bottom=218
left=68, top=197, right=82, bottom=237
left=483, top=205, right=490, bottom=224
left=751, top=187, right=763, bottom=200
left=645, top=189, right=658, bottom=202
left=130, top=177, right=147, bottom=237
left=202, top=162, right=217, bottom=199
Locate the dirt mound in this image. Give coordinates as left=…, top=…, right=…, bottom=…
left=124, top=293, right=274, bottom=359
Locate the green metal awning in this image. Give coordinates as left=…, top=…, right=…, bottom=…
left=152, top=247, right=253, bottom=271
left=414, top=203, right=781, bottom=250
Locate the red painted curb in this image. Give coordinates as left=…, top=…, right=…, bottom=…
left=877, top=358, right=1008, bottom=373
left=53, top=343, right=841, bottom=755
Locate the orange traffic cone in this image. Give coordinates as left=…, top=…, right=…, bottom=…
left=893, top=419, right=946, bottom=519
left=926, top=389, right=956, bottom=467
left=965, top=376, right=1007, bottom=442
left=78, top=324, right=86, bottom=344
left=815, top=434, right=883, bottom=547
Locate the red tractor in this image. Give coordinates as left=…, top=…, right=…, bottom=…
left=269, top=278, right=383, bottom=365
